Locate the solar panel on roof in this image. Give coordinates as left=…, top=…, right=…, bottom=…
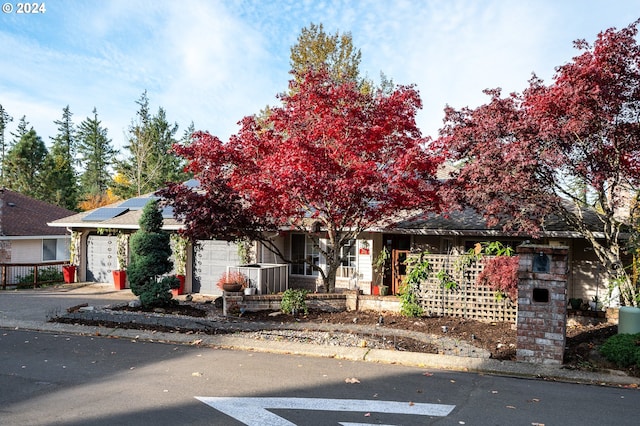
left=161, top=206, right=175, bottom=219
left=119, top=196, right=159, bottom=210
left=184, top=179, right=200, bottom=188
left=82, top=207, right=128, bottom=222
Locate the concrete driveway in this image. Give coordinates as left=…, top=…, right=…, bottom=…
left=0, top=283, right=134, bottom=325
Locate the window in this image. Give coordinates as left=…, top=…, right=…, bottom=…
left=341, top=240, right=356, bottom=266
left=291, top=234, right=320, bottom=276
left=42, top=239, right=57, bottom=261
left=337, top=239, right=357, bottom=278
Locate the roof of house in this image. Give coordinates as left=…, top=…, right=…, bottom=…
left=49, top=178, right=607, bottom=240
left=0, top=188, right=76, bottom=237
left=390, top=205, right=607, bottom=238
left=48, top=192, right=182, bottom=231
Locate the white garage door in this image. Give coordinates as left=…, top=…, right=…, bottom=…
left=86, top=235, right=117, bottom=283
left=193, top=240, right=239, bottom=294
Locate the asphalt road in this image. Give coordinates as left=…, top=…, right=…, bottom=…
left=1, top=329, right=639, bottom=426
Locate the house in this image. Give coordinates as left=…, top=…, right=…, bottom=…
left=253, top=207, right=610, bottom=304
left=0, top=188, right=76, bottom=284
left=49, top=187, right=610, bottom=305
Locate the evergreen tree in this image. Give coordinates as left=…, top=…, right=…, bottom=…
left=10, top=116, right=31, bottom=145
left=127, top=199, right=179, bottom=307
left=114, top=91, right=184, bottom=199
left=3, top=129, right=48, bottom=198
left=42, top=106, right=79, bottom=210
left=77, top=108, right=117, bottom=204
left=181, top=121, right=195, bottom=144
left=0, top=104, right=12, bottom=184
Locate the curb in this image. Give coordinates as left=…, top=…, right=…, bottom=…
left=3, top=318, right=639, bottom=387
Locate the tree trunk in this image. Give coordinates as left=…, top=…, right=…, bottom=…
left=591, top=239, right=638, bottom=307
left=324, top=263, right=338, bottom=293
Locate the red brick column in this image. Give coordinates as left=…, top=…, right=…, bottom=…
left=516, top=245, right=568, bottom=365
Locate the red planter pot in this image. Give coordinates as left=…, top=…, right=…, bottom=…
left=112, top=270, right=127, bottom=290
left=62, top=265, right=76, bottom=283
left=171, top=275, right=186, bottom=296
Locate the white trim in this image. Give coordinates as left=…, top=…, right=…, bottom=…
left=0, top=235, right=70, bottom=240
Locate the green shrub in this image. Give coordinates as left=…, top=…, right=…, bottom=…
left=281, top=288, right=308, bottom=315
left=399, top=283, right=423, bottom=317
left=17, top=267, right=64, bottom=285
left=400, top=255, right=427, bottom=317
left=599, top=332, right=640, bottom=368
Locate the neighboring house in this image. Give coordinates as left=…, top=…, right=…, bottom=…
left=50, top=187, right=611, bottom=304
left=0, top=188, right=75, bottom=284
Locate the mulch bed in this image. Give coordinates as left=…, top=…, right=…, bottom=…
left=55, top=301, right=634, bottom=376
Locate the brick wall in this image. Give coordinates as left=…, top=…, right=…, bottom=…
left=222, top=291, right=401, bottom=316
left=516, top=245, right=568, bottom=365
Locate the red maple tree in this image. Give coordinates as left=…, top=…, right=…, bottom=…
left=438, top=20, right=640, bottom=306
left=162, top=68, right=442, bottom=292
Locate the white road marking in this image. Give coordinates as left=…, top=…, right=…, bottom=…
left=196, top=396, right=455, bottom=426
left=339, top=424, right=397, bottom=426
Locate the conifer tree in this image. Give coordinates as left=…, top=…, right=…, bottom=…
left=77, top=108, right=117, bottom=206
left=42, top=106, right=79, bottom=210
left=114, top=91, right=185, bottom=198
left=0, top=104, right=12, bottom=184
left=10, top=116, right=31, bottom=145
left=3, top=128, right=48, bottom=199
left=127, top=199, right=179, bottom=307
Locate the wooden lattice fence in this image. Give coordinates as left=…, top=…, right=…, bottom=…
left=415, top=254, right=517, bottom=323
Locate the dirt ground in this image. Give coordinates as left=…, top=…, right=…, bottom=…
left=93, top=301, right=631, bottom=376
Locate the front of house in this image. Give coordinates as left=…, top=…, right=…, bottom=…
left=49, top=190, right=611, bottom=307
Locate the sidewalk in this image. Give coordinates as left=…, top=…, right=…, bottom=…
left=1, top=283, right=639, bottom=387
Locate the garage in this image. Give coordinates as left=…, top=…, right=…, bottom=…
left=86, top=235, right=118, bottom=283
left=192, top=240, right=239, bottom=294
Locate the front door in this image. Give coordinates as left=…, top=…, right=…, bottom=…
left=382, top=234, right=411, bottom=295
left=392, top=249, right=410, bottom=295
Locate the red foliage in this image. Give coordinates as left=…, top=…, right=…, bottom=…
left=224, top=68, right=442, bottom=228
left=216, top=271, right=249, bottom=291
left=161, top=67, right=442, bottom=258
left=437, top=20, right=640, bottom=238
left=477, top=256, right=520, bottom=301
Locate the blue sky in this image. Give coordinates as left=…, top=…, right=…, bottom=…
left=1, top=0, right=639, bottom=153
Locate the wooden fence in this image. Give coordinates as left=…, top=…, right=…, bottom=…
left=416, top=254, right=517, bottom=323
left=1, top=261, right=68, bottom=289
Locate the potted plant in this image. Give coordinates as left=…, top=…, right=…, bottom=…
left=171, top=234, right=188, bottom=296
left=112, top=232, right=129, bottom=290
left=373, top=246, right=390, bottom=296
left=63, top=231, right=81, bottom=283
left=217, top=270, right=249, bottom=293
left=569, top=297, right=582, bottom=310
